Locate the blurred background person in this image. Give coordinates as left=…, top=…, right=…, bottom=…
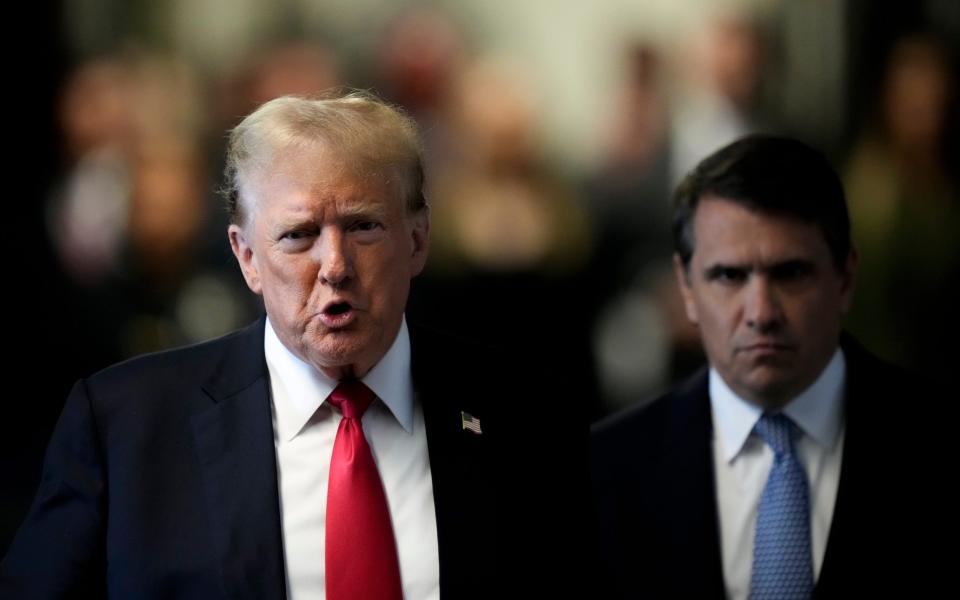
left=668, top=13, right=771, bottom=186
left=843, top=33, right=959, bottom=373
left=49, top=53, right=254, bottom=374
left=375, top=7, right=467, bottom=181
left=415, top=57, right=597, bottom=409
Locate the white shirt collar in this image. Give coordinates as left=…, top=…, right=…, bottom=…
left=264, top=316, right=415, bottom=441
left=710, top=347, right=846, bottom=463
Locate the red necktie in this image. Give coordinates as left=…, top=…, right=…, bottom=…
left=325, top=380, right=403, bottom=600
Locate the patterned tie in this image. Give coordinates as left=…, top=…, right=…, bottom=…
left=325, top=380, right=403, bottom=600
left=749, top=413, right=813, bottom=600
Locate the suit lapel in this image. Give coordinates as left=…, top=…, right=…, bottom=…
left=421, top=391, right=496, bottom=597
left=814, top=335, right=869, bottom=598
left=410, top=327, right=498, bottom=598
left=190, top=317, right=287, bottom=600
left=661, top=371, right=727, bottom=598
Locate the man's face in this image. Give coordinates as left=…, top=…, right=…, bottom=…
left=229, top=146, right=429, bottom=379
left=674, top=196, right=856, bottom=408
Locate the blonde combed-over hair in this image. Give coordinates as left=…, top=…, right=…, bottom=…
left=222, top=91, right=426, bottom=225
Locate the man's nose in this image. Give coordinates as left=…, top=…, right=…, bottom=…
left=315, top=229, right=352, bottom=286
left=744, top=277, right=783, bottom=333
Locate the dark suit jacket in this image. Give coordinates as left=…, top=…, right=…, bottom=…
left=2, top=317, right=586, bottom=599
left=592, top=334, right=951, bottom=599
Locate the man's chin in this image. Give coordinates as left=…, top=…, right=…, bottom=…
left=305, top=333, right=377, bottom=378
left=745, top=375, right=805, bottom=408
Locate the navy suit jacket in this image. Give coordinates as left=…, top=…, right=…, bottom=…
left=592, top=334, right=951, bottom=599
left=2, top=317, right=586, bottom=598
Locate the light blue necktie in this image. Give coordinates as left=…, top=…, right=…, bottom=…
left=749, top=413, right=813, bottom=600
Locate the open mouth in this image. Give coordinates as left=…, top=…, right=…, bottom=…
left=325, top=302, right=352, bottom=316
left=319, top=301, right=356, bottom=328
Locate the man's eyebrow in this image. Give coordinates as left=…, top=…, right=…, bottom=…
left=764, top=259, right=816, bottom=276
left=336, top=202, right=389, bottom=220
left=271, top=216, right=316, bottom=232
left=702, top=259, right=816, bottom=279
left=703, top=263, right=751, bottom=278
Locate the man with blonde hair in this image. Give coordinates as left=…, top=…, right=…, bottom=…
left=3, top=92, right=579, bottom=599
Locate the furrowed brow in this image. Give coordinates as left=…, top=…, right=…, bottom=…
left=703, top=263, right=751, bottom=280
left=337, top=202, right=388, bottom=222
left=763, top=259, right=816, bottom=278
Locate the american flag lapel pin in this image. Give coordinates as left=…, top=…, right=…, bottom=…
left=461, top=411, right=482, bottom=434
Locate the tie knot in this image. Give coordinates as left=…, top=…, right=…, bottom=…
left=328, top=380, right=376, bottom=420
left=753, top=413, right=799, bottom=458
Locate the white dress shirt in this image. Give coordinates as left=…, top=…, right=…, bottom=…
left=710, top=349, right=846, bottom=600
left=265, top=317, right=440, bottom=600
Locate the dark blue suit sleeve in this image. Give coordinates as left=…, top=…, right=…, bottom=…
left=1, top=380, right=107, bottom=599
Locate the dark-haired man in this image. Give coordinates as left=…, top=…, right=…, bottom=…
left=593, top=135, right=948, bottom=599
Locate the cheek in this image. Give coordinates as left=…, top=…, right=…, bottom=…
left=261, top=256, right=319, bottom=301
left=695, top=295, right=731, bottom=332
left=695, top=299, right=739, bottom=352
left=363, top=261, right=411, bottom=316
left=792, top=290, right=836, bottom=323
left=369, top=269, right=409, bottom=306
left=800, top=295, right=843, bottom=340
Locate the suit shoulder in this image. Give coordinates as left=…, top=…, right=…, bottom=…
left=592, top=369, right=707, bottom=462
left=841, top=333, right=937, bottom=400
left=593, top=367, right=708, bottom=442
left=592, top=392, right=670, bottom=454
left=85, top=319, right=264, bottom=396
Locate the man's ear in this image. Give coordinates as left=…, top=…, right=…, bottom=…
left=408, top=207, right=430, bottom=277
left=673, top=253, right=699, bottom=326
left=839, top=247, right=859, bottom=315
left=229, top=223, right=262, bottom=294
